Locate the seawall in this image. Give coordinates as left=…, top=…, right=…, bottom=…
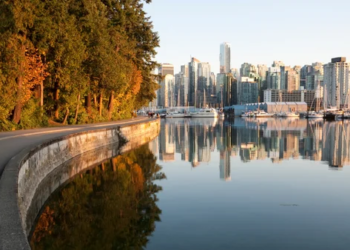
left=0, top=119, right=160, bottom=250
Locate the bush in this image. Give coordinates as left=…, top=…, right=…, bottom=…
left=18, top=98, right=49, bottom=129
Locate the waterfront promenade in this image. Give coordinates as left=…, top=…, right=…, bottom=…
left=0, top=117, right=149, bottom=177
left=0, top=116, right=158, bottom=249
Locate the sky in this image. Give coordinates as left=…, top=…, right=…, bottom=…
left=144, top=0, right=350, bottom=74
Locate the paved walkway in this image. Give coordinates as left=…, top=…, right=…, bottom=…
left=0, top=117, right=151, bottom=177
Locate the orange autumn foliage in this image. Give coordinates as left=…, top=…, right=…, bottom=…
left=130, top=163, right=144, bottom=193
left=130, top=66, right=142, bottom=95
left=31, top=206, right=55, bottom=243
left=22, top=48, right=49, bottom=104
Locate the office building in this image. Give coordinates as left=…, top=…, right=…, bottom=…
left=240, top=77, right=259, bottom=104
left=323, top=57, right=350, bottom=108
left=159, top=74, right=174, bottom=108
left=158, top=63, right=174, bottom=76
left=264, top=89, right=316, bottom=108
left=220, top=42, right=231, bottom=73
left=189, top=57, right=200, bottom=107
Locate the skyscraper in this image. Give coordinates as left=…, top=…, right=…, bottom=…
left=323, top=57, right=350, bottom=109
left=158, top=63, right=174, bottom=76
left=189, top=57, right=200, bottom=107
left=159, top=74, right=174, bottom=108
left=181, top=65, right=189, bottom=77
left=198, top=62, right=211, bottom=107
left=220, top=42, right=231, bottom=73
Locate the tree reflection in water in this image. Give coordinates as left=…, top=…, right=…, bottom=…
left=30, top=144, right=165, bottom=250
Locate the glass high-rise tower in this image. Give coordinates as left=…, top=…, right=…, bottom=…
left=220, top=42, right=231, bottom=73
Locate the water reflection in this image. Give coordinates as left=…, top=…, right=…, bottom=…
left=151, top=118, right=350, bottom=177
left=30, top=144, right=165, bottom=250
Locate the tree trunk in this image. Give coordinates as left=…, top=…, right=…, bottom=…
left=111, top=159, right=116, bottom=172
left=12, top=102, right=23, bottom=124
left=108, top=91, right=114, bottom=120
left=40, top=55, right=46, bottom=109
left=12, top=43, right=25, bottom=124
left=54, top=80, right=59, bottom=119
left=101, top=162, right=105, bottom=172
left=74, top=93, right=80, bottom=124
left=93, top=94, right=97, bottom=108
left=62, top=107, right=69, bottom=124
left=99, top=91, right=103, bottom=116
left=40, top=82, right=44, bottom=107
left=85, top=92, right=91, bottom=115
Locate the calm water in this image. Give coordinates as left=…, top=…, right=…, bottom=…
left=31, top=118, right=350, bottom=250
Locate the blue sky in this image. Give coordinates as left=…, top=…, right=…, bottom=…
left=144, top=0, right=349, bottom=74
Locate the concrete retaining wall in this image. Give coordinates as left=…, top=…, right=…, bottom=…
left=0, top=119, right=160, bottom=250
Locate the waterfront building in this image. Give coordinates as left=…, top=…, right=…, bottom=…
left=240, top=77, right=258, bottom=104
left=300, top=65, right=313, bottom=88
left=257, top=64, right=268, bottom=101
left=323, top=57, right=350, bottom=108
left=180, top=74, right=189, bottom=106
left=216, top=73, right=225, bottom=106
left=198, top=62, right=211, bottom=107
left=220, top=42, right=231, bottom=73
left=159, top=74, right=175, bottom=108
left=280, top=66, right=300, bottom=91
left=300, top=63, right=324, bottom=90
left=217, top=73, right=237, bottom=107
left=209, top=72, right=216, bottom=96
left=238, top=63, right=259, bottom=104
left=189, top=57, right=200, bottom=107
left=264, top=89, right=316, bottom=108
left=266, top=66, right=281, bottom=89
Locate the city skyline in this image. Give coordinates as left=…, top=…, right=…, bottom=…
left=144, top=0, right=350, bottom=74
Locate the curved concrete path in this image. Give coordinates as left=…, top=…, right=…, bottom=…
left=0, top=117, right=151, bottom=177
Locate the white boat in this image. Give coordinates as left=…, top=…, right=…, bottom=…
left=306, top=111, right=323, bottom=118
left=191, top=108, right=218, bottom=118
left=166, top=111, right=187, bottom=118
left=276, top=111, right=299, bottom=117
left=254, top=111, right=274, bottom=117
left=240, top=111, right=254, bottom=117
left=283, top=112, right=299, bottom=117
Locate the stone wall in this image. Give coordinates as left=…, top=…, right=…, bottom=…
left=0, top=119, right=160, bottom=250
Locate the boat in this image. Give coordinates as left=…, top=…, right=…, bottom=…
left=166, top=111, right=187, bottom=118
left=306, top=111, right=323, bottom=119
left=191, top=108, right=218, bottom=118
left=240, top=111, right=254, bottom=117
left=254, top=111, right=274, bottom=117
left=160, top=113, right=167, bottom=118
left=282, top=112, right=299, bottom=118
left=217, top=108, right=225, bottom=118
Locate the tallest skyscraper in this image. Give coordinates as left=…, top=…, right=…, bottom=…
left=220, top=42, right=231, bottom=73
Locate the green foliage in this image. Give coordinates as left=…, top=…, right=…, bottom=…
left=18, top=98, right=48, bottom=129
left=0, top=0, right=159, bottom=131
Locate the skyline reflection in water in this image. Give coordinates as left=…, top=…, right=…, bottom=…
left=149, top=118, right=350, bottom=183
left=31, top=118, right=350, bottom=250
left=147, top=118, right=350, bottom=250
